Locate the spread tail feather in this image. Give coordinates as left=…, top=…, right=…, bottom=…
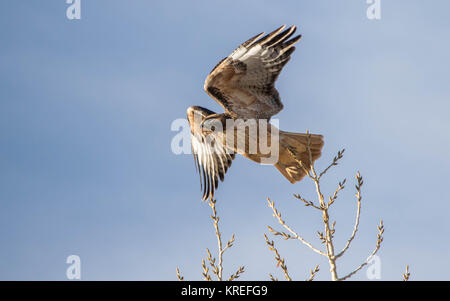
left=275, top=131, right=324, bottom=183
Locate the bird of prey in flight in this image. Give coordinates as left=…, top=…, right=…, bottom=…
left=187, top=25, right=324, bottom=200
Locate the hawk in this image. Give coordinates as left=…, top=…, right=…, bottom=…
left=187, top=25, right=324, bottom=200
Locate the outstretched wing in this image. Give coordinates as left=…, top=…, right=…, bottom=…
left=204, top=25, right=301, bottom=119
left=190, top=133, right=235, bottom=201
left=187, top=108, right=235, bottom=201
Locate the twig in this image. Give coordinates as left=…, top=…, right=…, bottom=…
left=327, top=179, right=346, bottom=208
left=205, top=248, right=219, bottom=278
left=176, top=267, right=184, bottom=281
left=306, top=265, right=320, bottom=281
left=264, top=233, right=292, bottom=281
left=318, top=149, right=345, bottom=180
left=338, top=220, right=384, bottom=281
left=267, top=198, right=326, bottom=256
left=294, top=193, right=321, bottom=210
left=402, top=265, right=411, bottom=281
left=204, top=198, right=242, bottom=281
left=201, top=259, right=212, bottom=281
left=208, top=198, right=225, bottom=280
left=228, top=266, right=245, bottom=281
left=336, top=173, right=362, bottom=259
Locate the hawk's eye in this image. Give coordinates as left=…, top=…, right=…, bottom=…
left=202, top=118, right=222, bottom=134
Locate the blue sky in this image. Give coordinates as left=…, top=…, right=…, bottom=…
left=0, top=0, right=449, bottom=280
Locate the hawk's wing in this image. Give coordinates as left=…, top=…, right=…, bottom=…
left=204, top=25, right=301, bottom=119
left=188, top=108, right=235, bottom=201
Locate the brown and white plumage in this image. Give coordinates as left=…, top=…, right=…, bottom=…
left=187, top=106, right=235, bottom=200
left=204, top=25, right=301, bottom=119
left=187, top=25, right=324, bottom=201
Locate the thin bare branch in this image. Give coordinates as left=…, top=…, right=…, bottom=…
left=402, top=265, right=411, bottom=281
left=208, top=199, right=224, bottom=280
left=338, top=220, right=384, bottom=281
left=327, top=179, right=346, bottom=208
left=201, top=259, right=212, bottom=281
left=222, top=234, right=235, bottom=255
left=228, top=266, right=245, bottom=281
left=264, top=233, right=292, bottom=281
left=318, top=149, right=345, bottom=180
left=206, top=248, right=219, bottom=278
left=294, top=193, right=321, bottom=210
left=267, top=198, right=326, bottom=256
left=201, top=198, right=243, bottom=281
left=176, top=267, right=184, bottom=281
left=306, top=265, right=320, bottom=281
left=336, top=173, right=363, bottom=259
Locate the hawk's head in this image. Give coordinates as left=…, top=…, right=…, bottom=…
left=187, top=106, right=215, bottom=121
left=187, top=106, right=224, bottom=135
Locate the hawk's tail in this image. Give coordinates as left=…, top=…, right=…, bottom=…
left=274, top=131, right=324, bottom=183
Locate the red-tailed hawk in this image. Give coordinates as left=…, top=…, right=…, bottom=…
left=187, top=25, right=324, bottom=200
